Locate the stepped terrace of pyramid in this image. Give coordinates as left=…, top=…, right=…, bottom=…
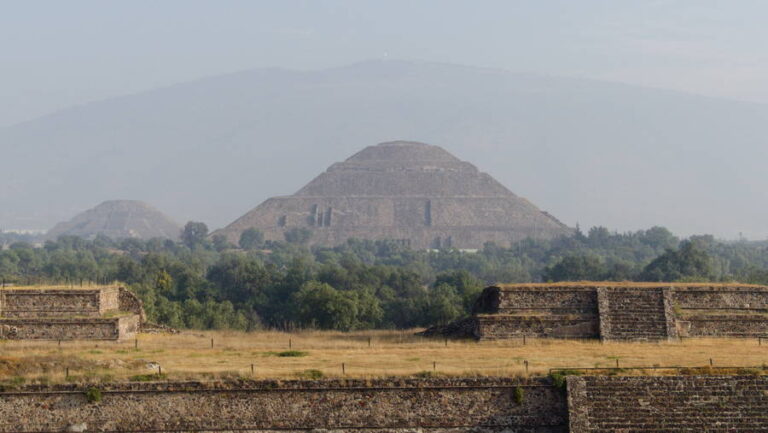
left=218, top=141, right=572, bottom=249
left=0, top=285, right=144, bottom=341
left=423, top=282, right=768, bottom=341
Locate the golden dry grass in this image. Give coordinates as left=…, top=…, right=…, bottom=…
left=2, top=330, right=768, bottom=384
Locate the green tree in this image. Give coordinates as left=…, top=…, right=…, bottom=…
left=239, top=228, right=265, bottom=250
left=284, top=227, right=312, bottom=245
left=181, top=221, right=209, bottom=249
left=423, top=284, right=463, bottom=325
left=641, top=240, right=714, bottom=281
left=291, top=281, right=358, bottom=330
left=542, top=255, right=605, bottom=282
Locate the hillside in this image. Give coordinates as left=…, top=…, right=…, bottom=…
left=1, top=60, right=767, bottom=237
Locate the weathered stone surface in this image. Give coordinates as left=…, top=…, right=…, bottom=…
left=431, top=283, right=768, bottom=341
left=217, top=141, right=572, bottom=249
left=0, top=286, right=143, bottom=341
left=568, top=375, right=768, bottom=432
left=0, top=378, right=567, bottom=433
left=47, top=200, right=181, bottom=240
left=0, top=288, right=118, bottom=318
left=0, top=315, right=138, bottom=340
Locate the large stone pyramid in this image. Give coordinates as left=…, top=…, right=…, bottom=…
left=47, top=200, right=181, bottom=240
left=219, top=141, right=572, bottom=249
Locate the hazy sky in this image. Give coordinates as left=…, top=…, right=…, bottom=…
left=2, top=1, right=768, bottom=127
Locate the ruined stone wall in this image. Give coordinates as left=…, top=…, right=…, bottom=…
left=98, top=287, right=119, bottom=314
left=476, top=315, right=598, bottom=340
left=118, top=287, right=145, bottom=323
left=0, top=378, right=567, bottom=433
left=672, top=287, right=768, bottom=337
left=471, top=286, right=599, bottom=340
left=0, top=315, right=137, bottom=341
left=0, top=289, right=102, bottom=318
left=462, top=284, right=768, bottom=341
left=567, top=375, right=768, bottom=432
left=493, top=287, right=597, bottom=314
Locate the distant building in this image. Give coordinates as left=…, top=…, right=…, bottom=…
left=216, top=141, right=572, bottom=249
left=46, top=200, right=181, bottom=241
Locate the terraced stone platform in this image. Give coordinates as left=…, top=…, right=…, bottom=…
left=426, top=282, right=768, bottom=342
left=0, top=286, right=143, bottom=341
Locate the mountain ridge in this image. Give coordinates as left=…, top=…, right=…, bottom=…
left=2, top=59, right=767, bottom=238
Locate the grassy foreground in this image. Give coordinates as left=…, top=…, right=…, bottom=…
left=1, top=330, right=767, bottom=385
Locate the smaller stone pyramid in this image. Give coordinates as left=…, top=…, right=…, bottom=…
left=47, top=200, right=181, bottom=240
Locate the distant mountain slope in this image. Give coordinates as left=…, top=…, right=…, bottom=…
left=1, top=60, right=767, bottom=237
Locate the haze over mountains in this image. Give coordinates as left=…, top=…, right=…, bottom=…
left=2, top=60, right=767, bottom=238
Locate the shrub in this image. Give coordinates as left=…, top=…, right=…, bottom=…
left=514, top=386, right=525, bottom=404
left=85, top=387, right=102, bottom=403
left=549, top=369, right=581, bottom=390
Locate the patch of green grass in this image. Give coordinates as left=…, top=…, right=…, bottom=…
left=88, top=350, right=103, bottom=354
left=128, top=373, right=167, bottom=382
left=263, top=350, right=309, bottom=357
left=296, top=369, right=324, bottom=379
left=549, top=369, right=581, bottom=390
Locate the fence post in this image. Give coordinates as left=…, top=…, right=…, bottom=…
left=342, top=363, right=346, bottom=375
left=251, top=364, right=254, bottom=375
left=289, top=338, right=292, bottom=349
left=523, top=335, right=526, bottom=345
left=135, top=338, right=138, bottom=350
left=211, top=338, right=214, bottom=349
left=368, top=337, right=371, bottom=348
left=65, top=367, right=69, bottom=379
left=158, top=366, right=162, bottom=376
left=433, top=361, right=436, bottom=371
left=524, top=360, right=529, bottom=374
left=616, top=359, right=619, bottom=368
left=710, top=358, right=713, bottom=367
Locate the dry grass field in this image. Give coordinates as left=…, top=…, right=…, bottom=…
left=1, top=331, right=767, bottom=385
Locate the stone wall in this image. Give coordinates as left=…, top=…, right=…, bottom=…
left=476, top=315, right=598, bottom=340
left=0, top=289, right=102, bottom=318
left=567, top=375, right=768, bottom=432
left=0, top=315, right=138, bottom=341
left=0, top=287, right=144, bottom=341
left=0, top=287, right=125, bottom=318
left=439, top=283, right=768, bottom=341
left=118, top=287, right=146, bottom=323
left=0, top=378, right=567, bottom=433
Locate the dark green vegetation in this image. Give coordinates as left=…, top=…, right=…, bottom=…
left=2, top=224, right=768, bottom=331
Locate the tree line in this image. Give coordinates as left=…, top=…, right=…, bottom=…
left=1, top=223, right=768, bottom=331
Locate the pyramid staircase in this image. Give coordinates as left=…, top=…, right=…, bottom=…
left=597, top=287, right=676, bottom=341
